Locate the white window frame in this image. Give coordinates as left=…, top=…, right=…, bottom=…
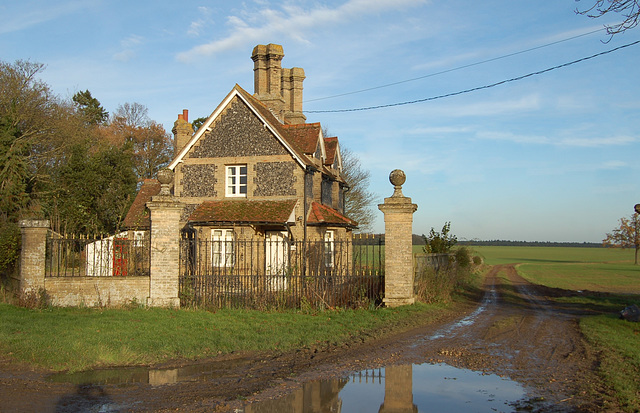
left=226, top=165, right=247, bottom=197
left=324, top=230, right=335, bottom=268
left=132, top=230, right=146, bottom=247
left=211, top=229, right=235, bottom=268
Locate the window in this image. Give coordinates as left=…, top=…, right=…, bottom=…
left=132, top=231, right=146, bottom=247
left=321, top=176, right=333, bottom=206
left=226, top=165, right=247, bottom=197
left=212, top=229, right=234, bottom=267
left=324, top=230, right=335, bottom=268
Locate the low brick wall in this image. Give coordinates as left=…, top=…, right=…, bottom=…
left=44, top=277, right=150, bottom=307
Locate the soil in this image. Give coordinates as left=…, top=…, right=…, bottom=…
left=0, top=265, right=617, bottom=412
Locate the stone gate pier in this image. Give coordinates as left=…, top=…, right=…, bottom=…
left=378, top=169, right=418, bottom=307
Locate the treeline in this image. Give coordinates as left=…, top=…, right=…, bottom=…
left=1, top=60, right=174, bottom=276
left=458, top=240, right=603, bottom=248
left=363, top=233, right=601, bottom=248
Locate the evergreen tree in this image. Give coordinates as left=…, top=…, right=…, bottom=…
left=72, top=90, right=108, bottom=125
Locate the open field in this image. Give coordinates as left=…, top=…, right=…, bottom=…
left=472, top=245, right=634, bottom=265
left=471, top=246, right=640, bottom=294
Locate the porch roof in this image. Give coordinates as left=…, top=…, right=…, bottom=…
left=188, top=199, right=298, bottom=225
left=307, top=202, right=357, bottom=228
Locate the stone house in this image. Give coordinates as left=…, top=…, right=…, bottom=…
left=124, top=44, right=356, bottom=278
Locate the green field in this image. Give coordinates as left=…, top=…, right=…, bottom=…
left=472, top=245, right=634, bottom=265
left=470, top=246, right=640, bottom=294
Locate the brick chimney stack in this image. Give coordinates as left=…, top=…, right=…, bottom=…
left=252, top=44, right=306, bottom=125
left=172, top=109, right=193, bottom=156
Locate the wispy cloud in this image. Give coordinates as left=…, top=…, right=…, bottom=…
left=188, top=6, right=214, bottom=37
left=404, top=126, right=472, bottom=135
left=599, top=160, right=627, bottom=170
left=558, top=135, right=637, bottom=147
left=411, top=24, right=608, bottom=73
left=176, top=0, right=427, bottom=62
left=113, top=35, right=144, bottom=62
left=442, top=95, right=541, bottom=117
left=477, top=131, right=637, bottom=147
left=0, top=1, right=90, bottom=34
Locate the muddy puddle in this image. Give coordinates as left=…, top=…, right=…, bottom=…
left=47, top=287, right=528, bottom=412
left=47, top=357, right=251, bottom=386
left=241, top=363, right=525, bottom=412
left=49, top=360, right=525, bottom=412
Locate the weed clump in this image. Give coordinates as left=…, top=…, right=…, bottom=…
left=414, top=247, right=480, bottom=304
left=18, top=287, right=50, bottom=309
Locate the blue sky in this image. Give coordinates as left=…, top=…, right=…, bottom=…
left=2, top=0, right=639, bottom=242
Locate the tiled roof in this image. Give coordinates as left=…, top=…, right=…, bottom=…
left=123, top=179, right=161, bottom=229
left=307, top=202, right=357, bottom=227
left=324, top=136, right=338, bottom=166
left=188, top=199, right=298, bottom=224
left=283, top=122, right=322, bottom=154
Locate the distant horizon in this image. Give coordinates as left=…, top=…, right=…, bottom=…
left=353, top=233, right=606, bottom=246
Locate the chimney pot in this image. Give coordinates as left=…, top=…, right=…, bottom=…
left=182, top=109, right=189, bottom=122
left=178, top=114, right=184, bottom=120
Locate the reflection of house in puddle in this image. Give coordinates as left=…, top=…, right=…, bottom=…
left=241, top=365, right=417, bottom=413
left=148, top=368, right=179, bottom=386
left=244, top=379, right=347, bottom=413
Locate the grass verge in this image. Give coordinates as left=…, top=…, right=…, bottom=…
left=0, top=301, right=455, bottom=372
left=580, top=314, right=640, bottom=412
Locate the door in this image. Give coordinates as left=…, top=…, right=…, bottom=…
left=265, top=231, right=289, bottom=290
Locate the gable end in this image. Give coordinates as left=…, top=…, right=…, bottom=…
left=189, top=97, right=288, bottom=158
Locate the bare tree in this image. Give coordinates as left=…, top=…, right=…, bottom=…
left=576, top=0, right=640, bottom=37
left=106, top=103, right=173, bottom=181
left=341, top=146, right=376, bottom=232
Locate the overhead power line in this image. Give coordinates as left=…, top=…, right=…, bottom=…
left=304, top=27, right=606, bottom=103
left=304, top=39, right=640, bottom=114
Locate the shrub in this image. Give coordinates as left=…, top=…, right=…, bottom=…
left=414, top=249, right=478, bottom=304
left=454, top=246, right=472, bottom=268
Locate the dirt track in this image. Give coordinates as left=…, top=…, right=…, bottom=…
left=0, top=265, right=612, bottom=412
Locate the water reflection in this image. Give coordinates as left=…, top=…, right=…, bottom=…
left=243, top=363, right=523, bottom=413
left=47, top=358, right=250, bottom=386
left=49, top=360, right=525, bottom=412
left=243, top=379, right=348, bottom=413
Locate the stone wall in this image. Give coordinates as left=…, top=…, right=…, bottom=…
left=254, top=161, right=296, bottom=196
left=180, top=164, right=217, bottom=197
left=44, top=277, right=149, bottom=307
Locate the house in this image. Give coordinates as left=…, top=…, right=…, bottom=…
left=124, top=44, right=356, bottom=280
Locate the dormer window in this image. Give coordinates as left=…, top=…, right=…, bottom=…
left=226, top=165, right=247, bottom=197
left=314, top=143, right=323, bottom=161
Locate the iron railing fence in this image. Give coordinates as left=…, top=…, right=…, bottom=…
left=46, top=232, right=150, bottom=277
left=179, top=238, right=384, bottom=310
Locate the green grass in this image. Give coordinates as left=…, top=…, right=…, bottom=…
left=470, top=246, right=640, bottom=294
left=0, top=301, right=451, bottom=372
left=473, top=245, right=634, bottom=266
left=580, top=315, right=640, bottom=411
left=517, top=262, right=640, bottom=294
